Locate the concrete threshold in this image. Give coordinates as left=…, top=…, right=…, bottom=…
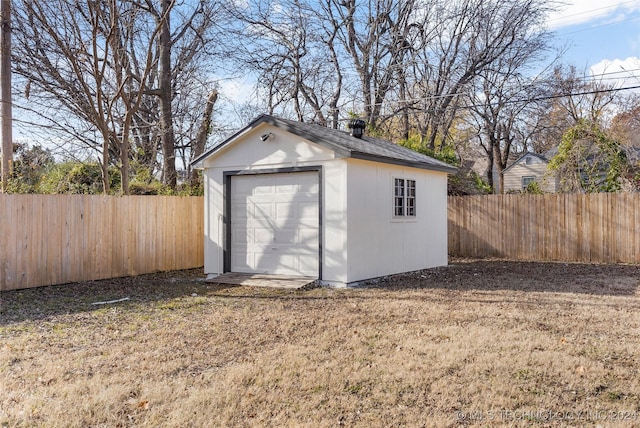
left=206, top=273, right=317, bottom=289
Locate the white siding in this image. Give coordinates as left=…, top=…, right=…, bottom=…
left=203, top=166, right=224, bottom=277
left=320, top=159, right=348, bottom=285
left=202, top=125, right=336, bottom=169
left=345, top=159, right=448, bottom=284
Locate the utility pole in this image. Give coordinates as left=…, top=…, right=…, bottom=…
left=0, top=0, right=12, bottom=192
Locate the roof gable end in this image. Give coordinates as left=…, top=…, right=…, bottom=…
left=192, top=114, right=457, bottom=174
left=503, top=151, right=549, bottom=173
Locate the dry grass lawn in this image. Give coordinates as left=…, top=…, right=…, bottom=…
left=1, top=259, right=639, bottom=427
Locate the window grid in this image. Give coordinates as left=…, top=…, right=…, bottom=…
left=406, top=180, right=416, bottom=216
left=394, top=178, right=416, bottom=218
left=394, top=178, right=405, bottom=216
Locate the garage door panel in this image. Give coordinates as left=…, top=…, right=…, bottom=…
left=274, top=173, right=302, bottom=189
left=274, top=183, right=297, bottom=194
left=298, top=254, right=318, bottom=276
left=230, top=172, right=319, bottom=276
left=253, top=176, right=275, bottom=194
left=294, top=216, right=318, bottom=226
left=254, top=227, right=275, bottom=244
left=251, top=227, right=304, bottom=245
left=298, top=180, right=319, bottom=194
left=299, top=201, right=319, bottom=219
left=276, top=202, right=297, bottom=219
left=276, top=202, right=316, bottom=220
left=233, top=178, right=255, bottom=195
left=253, top=202, right=274, bottom=220
left=299, top=227, right=318, bottom=245
left=274, top=228, right=297, bottom=244
left=256, top=253, right=297, bottom=273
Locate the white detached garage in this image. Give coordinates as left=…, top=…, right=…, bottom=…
left=192, top=114, right=457, bottom=287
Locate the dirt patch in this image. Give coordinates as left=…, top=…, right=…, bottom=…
left=375, top=259, right=640, bottom=295
left=1, top=259, right=639, bottom=427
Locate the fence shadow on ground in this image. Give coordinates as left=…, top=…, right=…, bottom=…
left=0, top=268, right=236, bottom=325
left=367, top=259, right=640, bottom=297
left=201, top=259, right=640, bottom=301
left=2, top=261, right=638, bottom=325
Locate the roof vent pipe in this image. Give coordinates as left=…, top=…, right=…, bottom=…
left=347, top=119, right=366, bottom=139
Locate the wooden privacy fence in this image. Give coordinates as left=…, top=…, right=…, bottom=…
left=1, top=195, right=204, bottom=291
left=448, top=194, right=640, bottom=264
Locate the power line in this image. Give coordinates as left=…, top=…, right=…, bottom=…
left=556, top=15, right=640, bottom=37
left=345, top=84, right=640, bottom=119
left=507, top=84, right=640, bottom=105
left=548, top=0, right=640, bottom=26
left=343, top=67, right=640, bottom=111
left=586, top=67, right=640, bottom=77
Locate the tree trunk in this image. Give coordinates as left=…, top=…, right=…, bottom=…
left=0, top=0, right=12, bottom=192
left=120, top=119, right=132, bottom=195
left=399, top=73, right=409, bottom=140
left=485, top=145, right=495, bottom=193
left=190, top=89, right=218, bottom=186
left=100, top=129, right=110, bottom=194
left=159, top=0, right=177, bottom=189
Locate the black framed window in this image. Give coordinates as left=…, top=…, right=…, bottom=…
left=394, top=178, right=416, bottom=217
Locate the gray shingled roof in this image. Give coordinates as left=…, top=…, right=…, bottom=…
left=192, top=114, right=458, bottom=174
left=502, top=151, right=550, bottom=173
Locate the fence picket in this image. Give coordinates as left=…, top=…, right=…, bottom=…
left=448, top=194, right=640, bottom=265
left=3, top=193, right=637, bottom=291
left=0, top=195, right=204, bottom=291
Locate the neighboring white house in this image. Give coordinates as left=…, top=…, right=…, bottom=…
left=502, top=151, right=559, bottom=193
left=191, top=114, right=457, bottom=287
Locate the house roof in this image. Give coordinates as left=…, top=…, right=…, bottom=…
left=192, top=114, right=458, bottom=174
left=502, top=151, right=550, bottom=173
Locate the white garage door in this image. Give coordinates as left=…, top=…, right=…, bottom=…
left=230, top=171, right=319, bottom=276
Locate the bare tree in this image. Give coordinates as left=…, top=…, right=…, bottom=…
left=466, top=14, right=553, bottom=193
left=229, top=0, right=343, bottom=127
left=13, top=0, right=224, bottom=192
left=548, top=65, right=618, bottom=124
left=128, top=0, right=224, bottom=189
left=611, top=96, right=640, bottom=148
left=12, top=0, right=166, bottom=193
left=231, top=0, right=417, bottom=130
left=401, top=0, right=557, bottom=151
left=231, top=0, right=558, bottom=147
left=323, top=0, right=416, bottom=128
